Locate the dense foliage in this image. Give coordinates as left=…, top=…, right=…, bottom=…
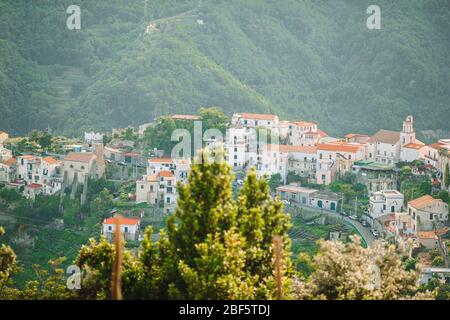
left=1, top=0, right=449, bottom=139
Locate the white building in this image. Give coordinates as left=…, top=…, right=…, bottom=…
left=368, top=116, right=424, bottom=164
left=136, top=170, right=178, bottom=213
left=0, top=146, right=12, bottom=162
left=147, top=157, right=190, bottom=184
left=231, top=112, right=279, bottom=129
left=420, top=268, right=450, bottom=285
left=224, top=126, right=253, bottom=170
left=257, top=144, right=289, bottom=182
left=84, top=132, right=104, bottom=146
left=17, top=155, right=62, bottom=195
left=288, top=145, right=317, bottom=178
left=316, top=142, right=366, bottom=185
left=407, top=195, right=448, bottom=233
left=369, top=190, right=404, bottom=219
left=102, top=217, right=141, bottom=241
left=0, top=158, right=17, bottom=183
left=400, top=143, right=425, bottom=162
left=288, top=121, right=328, bottom=146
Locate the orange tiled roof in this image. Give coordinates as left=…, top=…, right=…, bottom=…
left=240, top=113, right=277, bottom=121
left=42, top=157, right=60, bottom=165
left=290, top=121, right=317, bottom=127
left=103, top=217, right=140, bottom=225
left=64, top=152, right=96, bottom=163
left=417, top=229, right=447, bottom=239
left=409, top=195, right=441, bottom=209
left=403, top=143, right=423, bottom=150
left=146, top=175, right=158, bottom=182
left=158, top=170, right=174, bottom=178
left=19, top=155, right=37, bottom=160
left=265, top=144, right=317, bottom=154
left=2, top=158, right=16, bottom=166
left=27, top=183, right=42, bottom=189
left=317, top=142, right=361, bottom=153
left=345, top=133, right=369, bottom=139
left=429, top=143, right=446, bottom=150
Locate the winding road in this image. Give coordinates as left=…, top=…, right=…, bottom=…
left=290, top=203, right=376, bottom=246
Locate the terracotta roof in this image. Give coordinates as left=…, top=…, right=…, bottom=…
left=103, top=217, right=140, bottom=225
left=148, top=157, right=173, bottom=163
left=239, top=113, right=277, bottom=121
left=345, top=133, right=369, bottom=139
left=27, top=183, right=42, bottom=189
left=317, top=129, right=328, bottom=138
left=158, top=170, right=174, bottom=178
left=286, top=145, right=317, bottom=154
left=317, top=142, right=361, bottom=153
left=42, top=157, right=60, bottom=165
left=417, top=229, right=447, bottom=239
left=403, top=143, right=423, bottom=150
left=429, top=143, right=446, bottom=151
left=171, top=114, right=201, bottom=121
left=290, top=121, right=317, bottom=128
left=146, top=175, right=159, bottom=182
left=409, top=195, right=442, bottom=209
left=19, top=155, right=37, bottom=160
left=2, top=158, right=16, bottom=166
left=64, top=152, right=96, bottom=163
left=124, top=152, right=140, bottom=157
left=368, top=130, right=400, bottom=144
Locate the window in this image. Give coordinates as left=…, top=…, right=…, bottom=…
left=108, top=226, right=112, bottom=231
left=166, top=197, right=170, bottom=204
left=234, top=155, right=237, bottom=160
left=140, top=185, right=144, bottom=189
left=429, top=214, right=433, bottom=220
left=319, top=153, right=323, bottom=160
left=124, top=226, right=129, bottom=233
left=234, top=148, right=237, bottom=152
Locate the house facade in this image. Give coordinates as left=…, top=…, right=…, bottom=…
left=102, top=217, right=141, bottom=241
left=407, top=195, right=448, bottom=233
left=369, top=190, right=404, bottom=219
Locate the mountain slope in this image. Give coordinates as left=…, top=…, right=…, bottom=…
left=0, top=0, right=449, bottom=138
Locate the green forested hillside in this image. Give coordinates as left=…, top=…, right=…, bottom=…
left=0, top=0, right=449, bottom=137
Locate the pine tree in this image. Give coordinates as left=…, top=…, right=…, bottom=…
left=236, top=168, right=292, bottom=298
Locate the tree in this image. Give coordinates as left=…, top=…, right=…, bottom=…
left=236, top=168, right=292, bottom=298
left=0, top=227, right=19, bottom=299
left=198, top=107, right=228, bottom=133
left=291, top=236, right=433, bottom=300
left=160, top=149, right=292, bottom=299
left=268, top=173, right=283, bottom=192
left=38, top=132, right=53, bottom=151
left=90, top=188, right=114, bottom=215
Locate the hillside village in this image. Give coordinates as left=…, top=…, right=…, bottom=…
left=1, top=111, right=450, bottom=284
